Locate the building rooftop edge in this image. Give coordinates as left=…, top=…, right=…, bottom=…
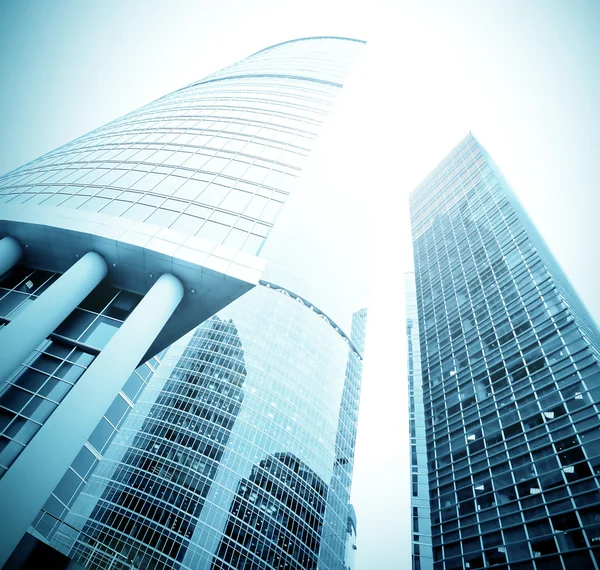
left=409, top=131, right=476, bottom=200
left=249, top=36, right=367, bottom=58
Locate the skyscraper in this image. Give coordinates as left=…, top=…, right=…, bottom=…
left=31, top=292, right=366, bottom=570
left=410, top=133, right=600, bottom=570
left=405, top=272, right=433, bottom=570
left=0, top=37, right=368, bottom=568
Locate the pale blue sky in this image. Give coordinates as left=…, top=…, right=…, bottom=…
left=1, top=1, right=600, bottom=568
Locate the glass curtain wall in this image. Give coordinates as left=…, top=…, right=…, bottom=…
left=405, top=272, right=434, bottom=570
left=41, top=286, right=366, bottom=570
left=410, top=133, right=600, bottom=570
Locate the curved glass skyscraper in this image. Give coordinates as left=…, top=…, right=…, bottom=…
left=0, top=37, right=368, bottom=569
left=35, top=288, right=366, bottom=570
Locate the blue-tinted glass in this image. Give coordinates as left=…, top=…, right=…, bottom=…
left=409, top=134, right=600, bottom=570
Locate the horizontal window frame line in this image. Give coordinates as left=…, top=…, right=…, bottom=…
left=183, top=72, right=345, bottom=92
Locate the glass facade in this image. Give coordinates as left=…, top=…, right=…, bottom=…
left=0, top=265, right=163, bottom=479
left=0, top=36, right=368, bottom=568
left=0, top=36, right=366, bottom=364
left=67, top=317, right=247, bottom=570
left=405, top=272, right=434, bottom=570
left=36, top=286, right=366, bottom=569
left=410, top=133, right=600, bottom=570
left=0, top=37, right=364, bottom=260
left=212, top=452, right=327, bottom=570
left=343, top=505, right=357, bottom=570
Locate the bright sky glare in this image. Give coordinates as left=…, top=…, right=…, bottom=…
left=1, top=1, right=599, bottom=568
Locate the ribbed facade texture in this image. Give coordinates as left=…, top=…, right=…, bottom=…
left=74, top=317, right=247, bottom=570
left=0, top=37, right=367, bottom=569
left=405, top=272, right=434, bottom=570
left=410, top=133, right=600, bottom=570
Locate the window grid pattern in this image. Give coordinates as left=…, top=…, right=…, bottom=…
left=410, top=133, right=600, bottom=570
left=0, top=263, right=162, bottom=540
left=40, top=286, right=364, bottom=570
left=0, top=38, right=364, bottom=257
left=0, top=333, right=95, bottom=478
left=212, top=453, right=327, bottom=570
left=406, top=272, right=434, bottom=570
left=0, top=266, right=143, bottom=476
left=31, top=355, right=161, bottom=546
left=60, top=318, right=247, bottom=570
left=318, top=309, right=366, bottom=570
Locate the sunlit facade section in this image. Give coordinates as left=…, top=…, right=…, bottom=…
left=0, top=36, right=365, bottom=363
left=405, top=272, right=434, bottom=570
left=410, top=133, right=600, bottom=570
left=0, top=37, right=364, bottom=259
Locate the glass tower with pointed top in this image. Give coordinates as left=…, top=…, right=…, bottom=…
left=410, top=133, right=600, bottom=570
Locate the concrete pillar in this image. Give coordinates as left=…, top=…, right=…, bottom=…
left=0, top=252, right=107, bottom=385
left=0, top=236, right=22, bottom=278
left=0, top=273, right=184, bottom=568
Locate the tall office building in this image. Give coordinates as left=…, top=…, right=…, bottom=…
left=405, top=272, right=434, bottom=570
left=32, top=295, right=366, bottom=570
left=0, top=37, right=368, bottom=569
left=410, top=133, right=600, bottom=570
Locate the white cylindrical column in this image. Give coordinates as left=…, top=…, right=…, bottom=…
left=0, top=236, right=22, bottom=278
left=0, top=251, right=108, bottom=385
left=0, top=273, right=184, bottom=568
